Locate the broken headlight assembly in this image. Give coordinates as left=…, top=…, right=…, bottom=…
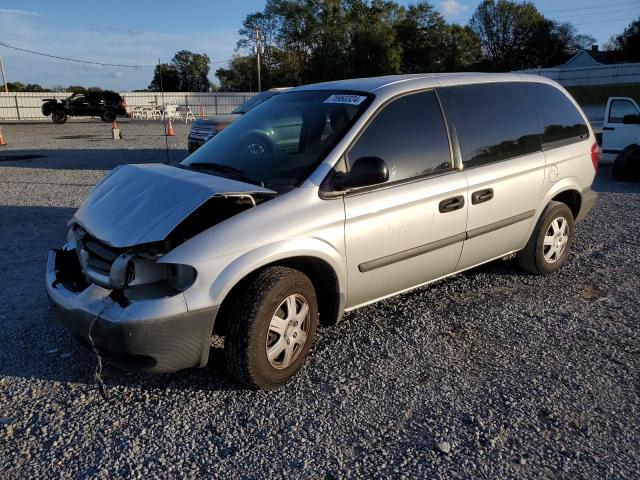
left=68, top=226, right=197, bottom=301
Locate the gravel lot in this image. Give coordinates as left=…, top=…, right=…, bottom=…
left=1, top=120, right=639, bottom=478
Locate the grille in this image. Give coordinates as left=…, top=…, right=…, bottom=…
left=75, top=230, right=121, bottom=286
left=189, top=126, right=213, bottom=140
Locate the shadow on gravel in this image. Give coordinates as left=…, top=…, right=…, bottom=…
left=0, top=148, right=188, bottom=170
left=593, top=164, right=640, bottom=194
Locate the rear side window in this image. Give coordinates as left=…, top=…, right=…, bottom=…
left=526, top=83, right=589, bottom=148
left=608, top=99, right=640, bottom=123
left=347, top=90, right=451, bottom=183
left=438, top=82, right=541, bottom=168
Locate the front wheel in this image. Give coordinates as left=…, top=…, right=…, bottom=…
left=224, top=267, right=318, bottom=390
left=517, top=201, right=575, bottom=275
left=51, top=110, right=68, bottom=124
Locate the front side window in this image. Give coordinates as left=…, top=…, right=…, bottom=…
left=347, top=90, right=452, bottom=183
left=526, top=83, right=589, bottom=148
left=183, top=90, right=371, bottom=191
left=609, top=99, right=640, bottom=124
left=438, top=82, right=541, bottom=168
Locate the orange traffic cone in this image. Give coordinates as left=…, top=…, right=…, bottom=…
left=200, top=104, right=205, bottom=118
left=0, top=126, right=6, bottom=146
left=166, top=119, right=175, bottom=137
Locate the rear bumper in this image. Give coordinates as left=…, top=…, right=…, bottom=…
left=46, top=249, right=218, bottom=373
left=576, top=187, right=597, bottom=223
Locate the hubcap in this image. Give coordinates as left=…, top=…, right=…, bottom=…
left=543, top=216, right=569, bottom=264
left=266, top=294, right=310, bottom=369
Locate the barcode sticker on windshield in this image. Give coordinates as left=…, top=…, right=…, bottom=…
left=323, top=94, right=367, bottom=105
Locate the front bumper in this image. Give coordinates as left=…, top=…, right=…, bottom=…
left=46, top=249, right=218, bottom=373
left=576, top=187, right=598, bottom=223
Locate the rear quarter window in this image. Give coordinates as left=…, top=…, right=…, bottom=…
left=438, top=82, right=541, bottom=168
left=525, top=83, right=589, bottom=148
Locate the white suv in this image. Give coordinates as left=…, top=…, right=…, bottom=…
left=47, top=73, right=598, bottom=389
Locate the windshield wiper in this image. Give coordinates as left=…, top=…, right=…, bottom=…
left=184, top=162, right=264, bottom=187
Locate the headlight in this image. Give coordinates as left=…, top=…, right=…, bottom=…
left=112, top=255, right=197, bottom=301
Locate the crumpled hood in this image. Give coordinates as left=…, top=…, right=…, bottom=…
left=73, top=163, right=275, bottom=248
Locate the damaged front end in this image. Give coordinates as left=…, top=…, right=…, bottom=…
left=46, top=163, right=277, bottom=373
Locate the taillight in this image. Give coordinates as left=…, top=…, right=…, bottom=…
left=590, top=142, right=600, bottom=170
left=119, top=100, right=126, bottom=108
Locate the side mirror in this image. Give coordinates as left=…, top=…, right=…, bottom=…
left=332, top=156, right=389, bottom=191
left=623, top=114, right=640, bottom=125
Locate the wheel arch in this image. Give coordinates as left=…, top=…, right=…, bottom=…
left=214, top=254, right=344, bottom=335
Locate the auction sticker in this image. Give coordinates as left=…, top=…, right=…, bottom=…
left=323, top=94, right=367, bottom=105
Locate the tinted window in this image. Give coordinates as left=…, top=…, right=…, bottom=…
left=438, top=83, right=541, bottom=167
left=609, top=99, right=640, bottom=123
left=347, top=91, right=451, bottom=183
left=526, top=83, right=589, bottom=148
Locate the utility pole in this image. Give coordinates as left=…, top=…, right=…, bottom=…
left=253, top=27, right=262, bottom=92
left=0, top=53, right=8, bottom=93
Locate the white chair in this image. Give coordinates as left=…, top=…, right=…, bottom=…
left=162, top=105, right=182, bottom=121
left=182, top=106, right=196, bottom=123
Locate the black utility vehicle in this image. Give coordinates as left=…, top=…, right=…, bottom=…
left=42, top=91, right=127, bottom=124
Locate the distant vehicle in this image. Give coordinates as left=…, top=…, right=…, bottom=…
left=601, top=97, right=640, bottom=180
left=47, top=73, right=598, bottom=389
left=42, top=91, right=127, bottom=124
left=188, top=88, right=290, bottom=153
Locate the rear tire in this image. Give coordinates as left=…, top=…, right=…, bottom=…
left=101, top=110, right=116, bottom=122
left=613, top=144, right=640, bottom=182
left=224, top=267, right=318, bottom=390
left=516, top=201, right=575, bottom=275
left=51, top=110, right=68, bottom=124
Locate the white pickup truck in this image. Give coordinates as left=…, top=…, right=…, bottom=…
left=601, top=97, right=640, bottom=181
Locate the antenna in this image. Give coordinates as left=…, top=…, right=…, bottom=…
left=158, top=58, right=170, bottom=165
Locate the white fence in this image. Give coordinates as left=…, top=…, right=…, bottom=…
left=520, top=62, right=640, bottom=87
left=0, top=91, right=256, bottom=120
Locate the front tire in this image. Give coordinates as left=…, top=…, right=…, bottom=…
left=224, top=267, right=318, bottom=390
left=51, top=110, right=68, bottom=124
left=517, top=201, right=575, bottom=275
left=613, top=144, right=640, bottom=182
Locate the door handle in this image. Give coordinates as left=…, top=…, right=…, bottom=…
left=439, top=195, right=465, bottom=213
left=602, top=126, right=615, bottom=131
left=471, top=188, right=494, bottom=205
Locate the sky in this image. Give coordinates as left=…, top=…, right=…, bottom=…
left=0, top=0, right=638, bottom=91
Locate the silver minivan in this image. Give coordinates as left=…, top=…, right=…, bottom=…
left=47, top=73, right=598, bottom=389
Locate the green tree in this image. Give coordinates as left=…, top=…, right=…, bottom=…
left=148, top=63, right=181, bottom=91
left=148, top=51, right=210, bottom=92
left=606, top=17, right=640, bottom=62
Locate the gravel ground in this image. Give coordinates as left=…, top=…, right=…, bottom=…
left=0, top=120, right=639, bottom=478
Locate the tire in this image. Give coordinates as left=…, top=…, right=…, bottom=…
left=101, top=110, right=116, bottom=122
left=224, top=266, right=318, bottom=390
left=516, top=201, right=575, bottom=275
left=612, top=144, right=640, bottom=182
left=51, top=110, right=68, bottom=124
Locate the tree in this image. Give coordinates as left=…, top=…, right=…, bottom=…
left=606, top=17, right=640, bottom=62
left=148, top=51, right=211, bottom=92
left=470, top=0, right=596, bottom=71
left=148, top=63, right=181, bottom=91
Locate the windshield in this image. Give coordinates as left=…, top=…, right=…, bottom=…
left=232, top=91, right=279, bottom=114
left=182, top=90, right=372, bottom=191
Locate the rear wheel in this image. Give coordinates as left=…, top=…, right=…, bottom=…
left=241, top=135, right=272, bottom=157
left=51, top=110, right=68, bottom=124
left=613, top=144, right=640, bottom=182
left=224, top=266, right=318, bottom=390
left=101, top=110, right=116, bottom=122
left=517, top=201, right=575, bottom=275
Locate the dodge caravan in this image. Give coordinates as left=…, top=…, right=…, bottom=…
left=47, top=73, right=598, bottom=389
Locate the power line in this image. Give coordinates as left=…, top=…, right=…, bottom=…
left=551, top=7, right=639, bottom=21
left=0, top=40, right=154, bottom=68
left=543, top=1, right=640, bottom=14
left=0, top=40, right=234, bottom=68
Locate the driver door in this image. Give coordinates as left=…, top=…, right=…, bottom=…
left=342, top=91, right=468, bottom=308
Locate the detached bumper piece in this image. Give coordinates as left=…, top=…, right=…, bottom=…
left=46, top=249, right=218, bottom=373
